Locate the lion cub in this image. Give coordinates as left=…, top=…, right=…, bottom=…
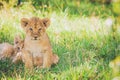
left=21, top=17, right=59, bottom=68
left=0, top=35, right=24, bottom=61
left=12, top=35, right=24, bottom=63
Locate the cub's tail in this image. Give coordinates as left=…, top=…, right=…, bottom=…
left=53, top=54, right=59, bottom=64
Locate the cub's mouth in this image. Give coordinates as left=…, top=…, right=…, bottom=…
left=31, top=37, right=40, bottom=40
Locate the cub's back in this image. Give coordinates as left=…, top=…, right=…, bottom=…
left=0, top=43, right=14, bottom=56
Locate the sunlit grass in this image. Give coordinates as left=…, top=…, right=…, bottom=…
left=0, top=2, right=120, bottom=80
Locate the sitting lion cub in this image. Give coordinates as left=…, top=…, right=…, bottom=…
left=0, top=35, right=24, bottom=60
left=20, top=17, right=59, bottom=68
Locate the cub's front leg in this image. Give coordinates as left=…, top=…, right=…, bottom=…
left=43, top=50, right=53, bottom=68
left=22, top=50, right=33, bottom=69
left=12, top=52, right=22, bottom=63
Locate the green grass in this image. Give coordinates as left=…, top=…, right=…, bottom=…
left=0, top=1, right=120, bottom=80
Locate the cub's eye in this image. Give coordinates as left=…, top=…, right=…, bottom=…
left=17, top=47, right=20, bottom=50
left=15, top=41, right=19, bottom=44
left=29, top=28, right=33, bottom=31
left=39, top=28, right=42, bottom=31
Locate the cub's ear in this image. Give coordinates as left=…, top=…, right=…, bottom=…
left=14, top=35, right=21, bottom=44
left=42, top=18, right=50, bottom=28
left=21, top=18, right=29, bottom=28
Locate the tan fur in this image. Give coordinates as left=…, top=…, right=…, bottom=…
left=20, top=17, right=59, bottom=68
left=52, top=53, right=59, bottom=64
left=12, top=35, right=24, bottom=63
left=14, top=35, right=24, bottom=54
left=0, top=35, right=24, bottom=61
left=13, top=37, right=58, bottom=66
left=0, top=43, right=14, bottom=60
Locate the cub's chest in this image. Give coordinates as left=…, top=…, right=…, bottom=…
left=25, top=43, right=44, bottom=57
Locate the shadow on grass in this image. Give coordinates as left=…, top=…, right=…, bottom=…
left=0, top=59, right=24, bottom=78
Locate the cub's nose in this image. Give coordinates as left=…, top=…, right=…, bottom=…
left=34, top=37, right=38, bottom=40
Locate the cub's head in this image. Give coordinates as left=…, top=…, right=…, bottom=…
left=14, top=35, right=24, bottom=53
left=21, top=17, right=50, bottom=40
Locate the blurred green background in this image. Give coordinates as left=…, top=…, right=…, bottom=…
left=0, top=0, right=120, bottom=16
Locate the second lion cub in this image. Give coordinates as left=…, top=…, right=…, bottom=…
left=0, top=35, right=24, bottom=61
